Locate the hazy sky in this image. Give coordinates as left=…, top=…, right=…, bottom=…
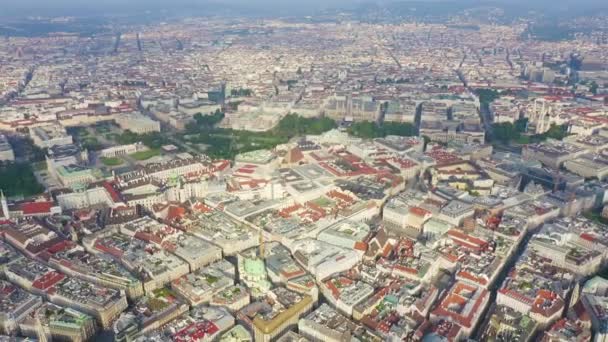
left=1, top=0, right=606, bottom=17
left=1, top=0, right=604, bottom=8
left=0, top=0, right=356, bottom=11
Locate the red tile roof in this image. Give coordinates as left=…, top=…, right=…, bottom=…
left=167, top=206, right=186, bottom=221
left=354, top=241, right=368, bottom=252
left=20, top=201, right=54, bottom=215
left=103, top=181, right=122, bottom=203
left=579, top=233, right=596, bottom=243
left=409, top=206, right=431, bottom=217
left=32, top=271, right=65, bottom=291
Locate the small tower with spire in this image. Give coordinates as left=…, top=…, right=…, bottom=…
left=0, top=190, right=8, bottom=220
left=258, top=228, right=265, bottom=260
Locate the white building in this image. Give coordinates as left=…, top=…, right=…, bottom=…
left=30, top=123, right=73, bottom=149
left=317, top=220, right=370, bottom=250
left=100, top=143, right=145, bottom=158
left=56, top=184, right=119, bottom=210
left=115, top=113, right=161, bottom=134
left=291, top=239, right=361, bottom=281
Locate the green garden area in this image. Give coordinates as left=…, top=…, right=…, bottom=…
left=492, top=120, right=569, bottom=145
left=116, top=131, right=169, bottom=149
left=100, top=157, right=124, bottom=166
left=147, top=287, right=178, bottom=312
left=472, top=88, right=570, bottom=146
left=130, top=149, right=161, bottom=161
left=475, top=88, right=503, bottom=106
left=69, top=124, right=170, bottom=161
left=180, top=113, right=337, bottom=159
left=179, top=113, right=418, bottom=159
left=0, top=163, right=45, bottom=197
left=583, top=209, right=608, bottom=226
left=94, top=124, right=113, bottom=134
left=347, top=121, right=416, bottom=139
left=70, top=122, right=170, bottom=151
left=70, top=126, right=103, bottom=151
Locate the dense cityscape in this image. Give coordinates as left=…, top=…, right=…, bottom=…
left=0, top=1, right=608, bottom=341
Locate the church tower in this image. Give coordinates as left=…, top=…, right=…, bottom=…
left=0, top=190, right=8, bottom=220
left=258, top=228, right=265, bottom=259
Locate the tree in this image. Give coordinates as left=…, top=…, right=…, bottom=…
left=182, top=114, right=336, bottom=160
left=348, top=121, right=415, bottom=139
left=273, top=114, right=336, bottom=138
left=117, top=131, right=168, bottom=149
left=543, top=124, right=568, bottom=140
left=141, top=133, right=169, bottom=149
left=81, top=138, right=102, bottom=151
left=492, top=121, right=568, bottom=145
left=193, top=110, right=224, bottom=129
left=475, top=88, right=501, bottom=105
left=117, top=130, right=139, bottom=145
left=230, top=88, right=252, bottom=97
left=514, top=118, right=528, bottom=133
left=590, top=81, right=599, bottom=95
left=349, top=121, right=379, bottom=139
left=383, top=122, right=415, bottom=137
left=422, top=135, right=432, bottom=150
left=492, top=122, right=519, bottom=143
left=0, top=163, right=44, bottom=197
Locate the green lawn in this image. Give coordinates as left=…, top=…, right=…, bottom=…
left=130, top=149, right=161, bottom=161
left=312, top=197, right=334, bottom=208
left=100, top=157, right=124, bottom=166
left=206, top=275, right=219, bottom=284
left=152, top=287, right=176, bottom=299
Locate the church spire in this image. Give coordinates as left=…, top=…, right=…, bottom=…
left=258, top=228, right=265, bottom=260
left=0, top=190, right=8, bottom=220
